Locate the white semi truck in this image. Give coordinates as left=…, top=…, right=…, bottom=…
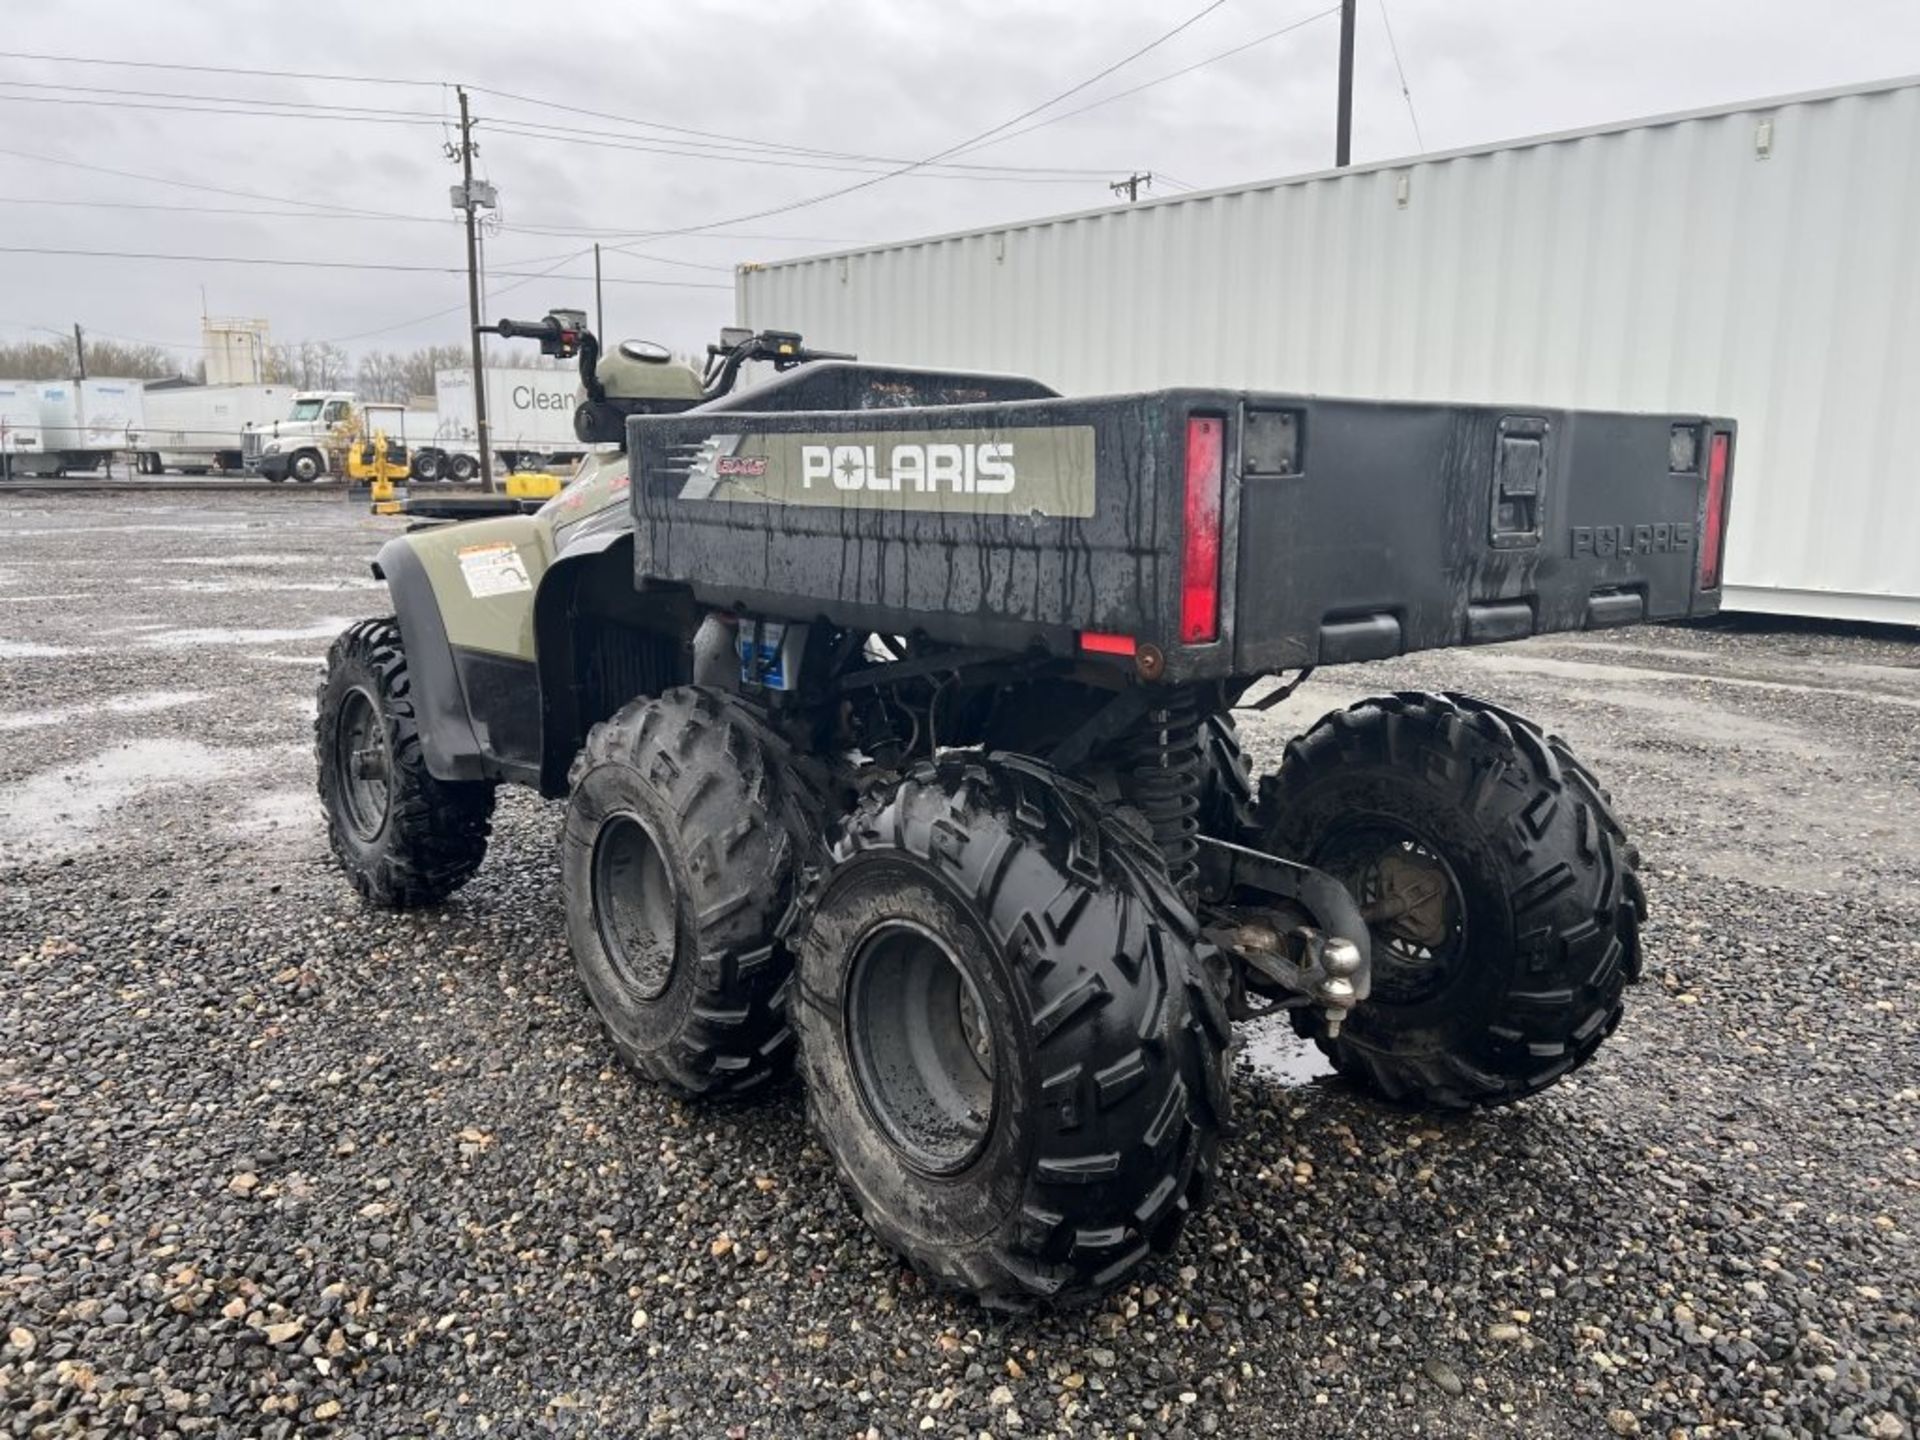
left=242, top=393, right=440, bottom=482
left=134, top=383, right=298, bottom=474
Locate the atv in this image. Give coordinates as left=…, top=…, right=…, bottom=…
left=317, top=308, right=1733, bottom=1307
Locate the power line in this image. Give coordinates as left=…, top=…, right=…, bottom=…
left=0, top=52, right=1129, bottom=180
left=0, top=144, right=428, bottom=220
left=598, top=0, right=1237, bottom=252
left=953, top=4, right=1343, bottom=157
left=0, top=243, right=731, bottom=288
left=469, top=89, right=1120, bottom=177
left=0, top=85, right=1121, bottom=181
left=0, top=91, right=445, bottom=127
left=0, top=49, right=438, bottom=88
left=0, top=77, right=438, bottom=119
left=481, top=121, right=1107, bottom=183
left=0, top=81, right=1115, bottom=181
left=4, top=195, right=464, bottom=227
left=1374, top=0, right=1425, bottom=150
left=0, top=190, right=847, bottom=248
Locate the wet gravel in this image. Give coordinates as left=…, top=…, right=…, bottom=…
left=2, top=492, right=1916, bottom=1439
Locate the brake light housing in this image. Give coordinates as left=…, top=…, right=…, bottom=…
left=1700, top=430, right=1732, bottom=590
left=1180, top=415, right=1226, bottom=645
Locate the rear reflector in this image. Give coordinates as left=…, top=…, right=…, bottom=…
left=1079, top=630, right=1137, bottom=657
left=1700, top=431, right=1732, bottom=590
left=1181, top=416, right=1226, bottom=645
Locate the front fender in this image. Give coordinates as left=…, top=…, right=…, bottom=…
left=375, top=514, right=552, bottom=784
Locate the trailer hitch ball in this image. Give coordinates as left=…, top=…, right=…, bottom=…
left=1315, top=935, right=1364, bottom=1040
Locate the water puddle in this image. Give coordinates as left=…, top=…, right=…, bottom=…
left=232, top=788, right=320, bottom=836
left=0, top=638, right=77, bottom=659
left=165, top=554, right=310, bottom=569
left=0, top=739, right=289, bottom=863
left=0, top=522, right=256, bottom=539
left=1240, top=1023, right=1336, bottom=1087
left=148, top=577, right=380, bottom=595
left=0, top=689, right=208, bottom=733
left=137, top=618, right=354, bottom=648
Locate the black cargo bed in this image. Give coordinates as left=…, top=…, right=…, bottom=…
left=629, top=368, right=1731, bottom=683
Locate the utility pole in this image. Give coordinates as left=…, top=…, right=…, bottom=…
left=455, top=86, right=494, bottom=492
left=594, top=243, right=604, bottom=338
left=72, top=323, right=86, bottom=381
left=1335, top=0, right=1356, bottom=167
left=1110, top=172, right=1152, bottom=203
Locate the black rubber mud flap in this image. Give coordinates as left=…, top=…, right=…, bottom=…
left=790, top=754, right=1232, bottom=1310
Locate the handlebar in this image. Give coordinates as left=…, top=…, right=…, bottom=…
left=492, top=311, right=855, bottom=422
left=699, top=330, right=856, bottom=400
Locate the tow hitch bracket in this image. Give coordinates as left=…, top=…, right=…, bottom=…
left=1196, top=837, right=1373, bottom=1037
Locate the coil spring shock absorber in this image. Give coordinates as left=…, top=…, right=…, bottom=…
left=1118, top=689, right=1205, bottom=901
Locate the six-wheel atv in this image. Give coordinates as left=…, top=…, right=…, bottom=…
left=317, top=310, right=1734, bottom=1307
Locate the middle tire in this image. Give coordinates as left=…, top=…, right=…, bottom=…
left=793, top=754, right=1232, bottom=1308
left=561, top=687, right=814, bottom=1099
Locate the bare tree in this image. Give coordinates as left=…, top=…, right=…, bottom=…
left=0, top=338, right=189, bottom=381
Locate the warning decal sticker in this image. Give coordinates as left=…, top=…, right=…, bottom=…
left=457, top=541, right=532, bottom=598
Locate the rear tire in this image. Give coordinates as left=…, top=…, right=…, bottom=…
left=793, top=755, right=1232, bottom=1308
left=410, top=449, right=445, bottom=483
left=447, top=453, right=478, bottom=483
left=1257, top=691, right=1645, bottom=1109
left=561, top=687, right=814, bottom=1099
left=316, top=618, right=495, bottom=907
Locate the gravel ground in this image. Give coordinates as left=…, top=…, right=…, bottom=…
left=1, top=492, right=1915, bottom=1439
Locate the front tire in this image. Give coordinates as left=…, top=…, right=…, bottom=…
left=1257, top=691, right=1645, bottom=1109
left=561, top=687, right=814, bottom=1099
left=289, top=449, right=323, bottom=483
left=316, top=618, right=495, bottom=907
left=793, top=755, right=1232, bottom=1308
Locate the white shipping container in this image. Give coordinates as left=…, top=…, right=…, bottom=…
left=739, top=76, right=1920, bottom=625
left=434, top=368, right=583, bottom=458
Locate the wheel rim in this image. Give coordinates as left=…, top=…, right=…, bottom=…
left=591, top=812, right=681, bottom=1001
left=1315, top=823, right=1468, bottom=1007
left=333, top=686, right=391, bottom=841
left=845, top=919, right=998, bottom=1175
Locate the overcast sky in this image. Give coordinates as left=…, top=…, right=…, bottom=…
left=2, top=0, right=1916, bottom=370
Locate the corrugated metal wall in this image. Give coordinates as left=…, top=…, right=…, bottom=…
left=739, top=78, right=1920, bottom=624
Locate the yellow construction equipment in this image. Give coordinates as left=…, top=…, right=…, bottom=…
left=504, top=470, right=563, bottom=501
left=348, top=430, right=411, bottom=514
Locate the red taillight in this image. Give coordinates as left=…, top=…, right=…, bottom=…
left=1079, top=630, right=1137, bottom=657
left=1180, top=416, right=1225, bottom=645
left=1700, top=431, right=1732, bottom=590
